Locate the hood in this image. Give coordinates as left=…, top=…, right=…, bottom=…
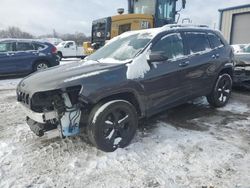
left=18, top=60, right=122, bottom=95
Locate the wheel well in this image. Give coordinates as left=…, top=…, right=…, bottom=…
left=97, top=92, right=142, bottom=117
left=57, top=51, right=62, bottom=56
left=219, top=67, right=233, bottom=78
left=33, top=60, right=50, bottom=69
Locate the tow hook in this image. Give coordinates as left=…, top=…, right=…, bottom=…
left=58, top=93, right=81, bottom=137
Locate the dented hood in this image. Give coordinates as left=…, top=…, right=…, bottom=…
left=18, top=60, right=121, bottom=95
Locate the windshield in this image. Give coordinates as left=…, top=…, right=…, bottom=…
left=134, top=0, right=156, bottom=15
left=86, top=32, right=154, bottom=63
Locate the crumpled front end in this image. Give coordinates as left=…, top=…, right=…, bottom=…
left=17, top=86, right=83, bottom=137
left=234, top=66, right=250, bottom=89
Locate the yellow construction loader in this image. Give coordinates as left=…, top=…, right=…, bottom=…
left=83, top=0, right=186, bottom=55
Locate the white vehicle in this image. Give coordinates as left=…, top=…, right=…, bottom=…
left=56, top=41, right=86, bottom=60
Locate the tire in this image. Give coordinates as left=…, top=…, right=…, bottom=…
left=87, top=100, right=138, bottom=152
left=57, top=52, right=63, bottom=61
left=34, top=61, right=49, bottom=72
left=207, top=73, right=232, bottom=108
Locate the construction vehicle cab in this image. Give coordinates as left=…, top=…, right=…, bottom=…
left=83, top=0, right=186, bottom=55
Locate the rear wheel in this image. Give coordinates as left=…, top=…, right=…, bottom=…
left=87, top=100, right=138, bottom=152
left=34, top=61, right=49, bottom=72
left=207, top=73, right=232, bottom=107
left=57, top=52, right=63, bottom=61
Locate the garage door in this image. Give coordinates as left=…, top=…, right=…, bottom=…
left=231, top=12, right=250, bottom=44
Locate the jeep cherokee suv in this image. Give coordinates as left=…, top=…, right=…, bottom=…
left=17, top=25, right=234, bottom=152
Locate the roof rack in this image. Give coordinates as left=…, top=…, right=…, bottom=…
left=169, top=24, right=209, bottom=28
left=162, top=24, right=209, bottom=30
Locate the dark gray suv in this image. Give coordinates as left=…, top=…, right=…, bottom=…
left=17, top=25, right=234, bottom=152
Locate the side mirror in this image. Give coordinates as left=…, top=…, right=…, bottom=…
left=147, top=51, right=168, bottom=63
left=182, top=0, right=186, bottom=9
left=91, top=43, right=98, bottom=50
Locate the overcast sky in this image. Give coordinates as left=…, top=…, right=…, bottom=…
left=0, top=0, right=249, bottom=36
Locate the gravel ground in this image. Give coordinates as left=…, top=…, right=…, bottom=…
left=0, top=73, right=249, bottom=187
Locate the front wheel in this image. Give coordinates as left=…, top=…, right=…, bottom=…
left=207, top=73, right=232, bottom=107
left=87, top=100, right=138, bottom=152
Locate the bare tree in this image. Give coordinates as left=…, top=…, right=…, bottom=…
left=0, top=26, right=34, bottom=39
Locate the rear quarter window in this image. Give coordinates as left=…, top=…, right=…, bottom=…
left=33, top=43, right=46, bottom=51
left=208, top=33, right=224, bottom=49
left=184, top=32, right=211, bottom=54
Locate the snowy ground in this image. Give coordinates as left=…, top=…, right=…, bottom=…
left=0, top=61, right=250, bottom=187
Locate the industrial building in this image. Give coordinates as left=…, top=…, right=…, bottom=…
left=219, top=4, right=250, bottom=44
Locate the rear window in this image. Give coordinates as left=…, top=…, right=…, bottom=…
left=16, top=42, right=34, bottom=51
left=0, top=42, right=13, bottom=52
left=185, top=32, right=211, bottom=54
left=208, top=33, right=224, bottom=49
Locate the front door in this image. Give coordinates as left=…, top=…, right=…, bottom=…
left=13, top=42, right=37, bottom=73
left=140, top=32, right=191, bottom=115
left=0, top=41, right=16, bottom=75
left=64, top=42, right=76, bottom=57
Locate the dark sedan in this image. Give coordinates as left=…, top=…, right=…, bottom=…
left=0, top=39, right=60, bottom=76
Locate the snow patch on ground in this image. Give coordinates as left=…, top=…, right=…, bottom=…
left=0, top=78, right=21, bottom=91
left=218, top=101, right=249, bottom=114
left=1, top=78, right=250, bottom=187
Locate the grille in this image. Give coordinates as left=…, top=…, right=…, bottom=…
left=17, top=91, right=30, bottom=105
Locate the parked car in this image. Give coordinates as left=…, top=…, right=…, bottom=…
left=232, top=44, right=250, bottom=89
left=56, top=41, right=86, bottom=60
left=0, top=39, right=60, bottom=76
left=17, top=25, right=234, bottom=152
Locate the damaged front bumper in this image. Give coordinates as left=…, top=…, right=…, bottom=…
left=17, top=90, right=82, bottom=138
left=233, top=66, right=250, bottom=89
left=20, top=103, right=58, bottom=124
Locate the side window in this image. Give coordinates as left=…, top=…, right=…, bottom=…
left=33, top=43, right=45, bottom=51
left=185, top=32, right=211, bottom=54
left=208, top=33, right=224, bottom=49
left=0, top=42, right=13, bottom=53
left=65, top=42, right=74, bottom=48
left=16, top=42, right=34, bottom=51
left=151, top=33, right=184, bottom=60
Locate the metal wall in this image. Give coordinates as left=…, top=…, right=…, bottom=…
left=219, top=5, right=250, bottom=44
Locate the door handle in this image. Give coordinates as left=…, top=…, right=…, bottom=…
left=7, top=53, right=15, bottom=56
left=212, top=54, right=220, bottom=59
left=179, top=61, right=190, bottom=67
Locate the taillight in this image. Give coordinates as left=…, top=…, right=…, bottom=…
left=51, top=46, right=57, bottom=54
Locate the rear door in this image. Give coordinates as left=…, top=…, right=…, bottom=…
left=141, top=32, right=191, bottom=115
left=0, top=41, right=16, bottom=74
left=13, top=42, right=37, bottom=72
left=182, top=31, right=217, bottom=96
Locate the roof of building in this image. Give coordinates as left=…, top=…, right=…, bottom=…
left=219, top=4, right=250, bottom=12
